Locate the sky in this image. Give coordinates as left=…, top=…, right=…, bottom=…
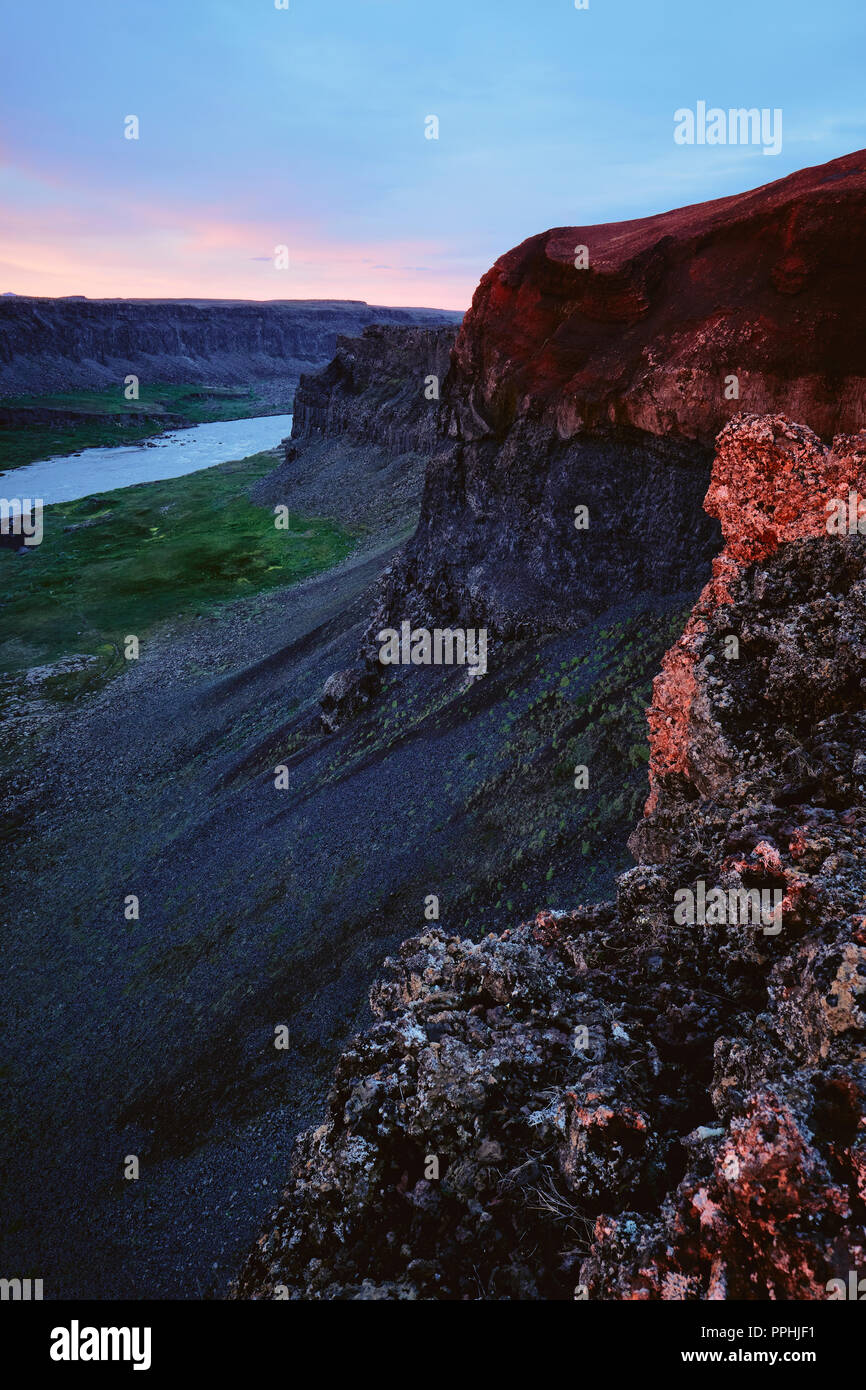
left=1, top=0, right=864, bottom=309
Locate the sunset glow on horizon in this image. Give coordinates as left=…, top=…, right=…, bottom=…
left=0, top=188, right=475, bottom=309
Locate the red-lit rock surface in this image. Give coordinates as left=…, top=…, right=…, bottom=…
left=642, top=414, right=866, bottom=815
left=448, top=150, right=866, bottom=446
left=368, top=151, right=866, bottom=642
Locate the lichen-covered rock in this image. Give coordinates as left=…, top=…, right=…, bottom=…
left=642, top=414, right=866, bottom=813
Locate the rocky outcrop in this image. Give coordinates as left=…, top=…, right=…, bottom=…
left=291, top=324, right=456, bottom=456
left=447, top=151, right=866, bottom=447
left=233, top=413, right=866, bottom=1301
left=319, top=666, right=380, bottom=734
left=638, top=414, right=866, bottom=822
left=0, top=297, right=462, bottom=397
left=230, top=157, right=866, bottom=1297
left=371, top=150, right=866, bottom=639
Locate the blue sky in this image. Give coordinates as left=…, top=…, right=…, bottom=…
left=1, top=0, right=864, bottom=306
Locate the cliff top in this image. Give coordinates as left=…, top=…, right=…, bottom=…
left=452, top=148, right=866, bottom=443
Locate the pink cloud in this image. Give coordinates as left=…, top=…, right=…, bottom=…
left=0, top=161, right=472, bottom=308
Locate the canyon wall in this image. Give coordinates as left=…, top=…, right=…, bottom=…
left=290, top=324, right=456, bottom=456
left=235, top=412, right=866, bottom=1301
left=370, top=150, right=866, bottom=639
left=0, top=296, right=462, bottom=397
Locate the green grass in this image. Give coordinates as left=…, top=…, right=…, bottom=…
left=0, top=451, right=354, bottom=679
left=0, top=383, right=286, bottom=470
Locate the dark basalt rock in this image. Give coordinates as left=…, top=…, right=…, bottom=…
left=290, top=324, right=457, bottom=456
left=320, top=666, right=379, bottom=733
left=233, top=439, right=866, bottom=1302
left=368, top=425, right=719, bottom=642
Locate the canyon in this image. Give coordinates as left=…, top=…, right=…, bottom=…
left=235, top=407, right=866, bottom=1302
left=0, top=297, right=462, bottom=398
left=3, top=150, right=865, bottom=1302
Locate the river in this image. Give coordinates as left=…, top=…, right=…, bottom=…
left=1, top=414, right=293, bottom=506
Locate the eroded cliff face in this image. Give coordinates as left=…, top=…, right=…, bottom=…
left=0, top=297, right=462, bottom=396
left=291, top=325, right=456, bottom=456
left=231, top=156, right=866, bottom=1301
left=447, top=150, right=866, bottom=446
left=233, top=413, right=866, bottom=1301
left=372, top=151, right=866, bottom=640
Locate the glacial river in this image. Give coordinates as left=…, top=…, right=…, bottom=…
left=2, top=414, right=293, bottom=506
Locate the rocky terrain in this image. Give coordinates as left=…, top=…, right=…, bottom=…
left=0, top=358, right=675, bottom=1299
left=230, top=153, right=866, bottom=1300
left=253, top=325, right=459, bottom=583
left=234, top=412, right=866, bottom=1300
left=280, top=153, right=866, bottom=728
left=0, top=296, right=462, bottom=397
left=289, top=324, right=456, bottom=456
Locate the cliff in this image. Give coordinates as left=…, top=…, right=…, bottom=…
left=0, top=297, right=462, bottom=397
left=252, top=325, right=460, bottom=578
left=369, top=150, right=866, bottom=640
left=234, top=412, right=866, bottom=1300
left=448, top=152, right=866, bottom=446
left=290, top=324, right=456, bottom=456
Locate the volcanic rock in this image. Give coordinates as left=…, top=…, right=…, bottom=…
left=233, top=413, right=866, bottom=1301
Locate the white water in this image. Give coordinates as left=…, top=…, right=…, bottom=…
left=1, top=414, right=293, bottom=505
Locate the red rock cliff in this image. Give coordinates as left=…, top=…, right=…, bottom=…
left=447, top=150, right=866, bottom=445
left=642, top=413, right=866, bottom=817
left=374, top=151, right=866, bottom=642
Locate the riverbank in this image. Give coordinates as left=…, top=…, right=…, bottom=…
left=0, top=448, right=352, bottom=689
left=4, top=413, right=293, bottom=505
left=0, top=382, right=290, bottom=472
